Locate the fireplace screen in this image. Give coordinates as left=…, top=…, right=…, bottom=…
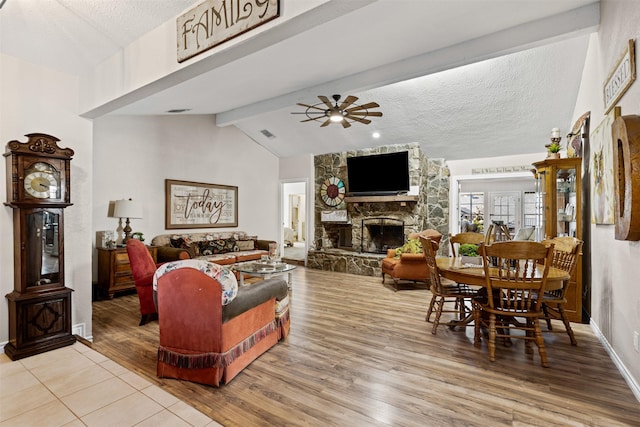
left=360, top=218, right=404, bottom=253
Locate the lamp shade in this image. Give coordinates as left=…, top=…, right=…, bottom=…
left=113, top=199, right=143, bottom=219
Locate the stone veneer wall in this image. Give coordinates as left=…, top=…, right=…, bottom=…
left=307, top=143, right=450, bottom=277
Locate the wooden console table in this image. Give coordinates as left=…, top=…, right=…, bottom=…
left=97, top=246, right=157, bottom=299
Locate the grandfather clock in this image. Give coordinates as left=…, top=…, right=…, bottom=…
left=3, top=134, right=76, bottom=360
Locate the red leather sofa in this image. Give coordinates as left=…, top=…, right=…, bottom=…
left=155, top=263, right=290, bottom=386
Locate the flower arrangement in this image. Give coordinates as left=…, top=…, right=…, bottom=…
left=459, top=243, right=482, bottom=265
left=458, top=243, right=479, bottom=257
left=131, top=232, right=145, bottom=242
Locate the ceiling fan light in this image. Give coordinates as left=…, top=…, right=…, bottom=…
left=329, top=111, right=344, bottom=122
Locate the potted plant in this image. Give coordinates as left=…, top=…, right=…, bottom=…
left=458, top=243, right=482, bottom=265
left=546, top=141, right=561, bottom=159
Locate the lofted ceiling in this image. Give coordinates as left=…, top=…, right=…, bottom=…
left=0, top=0, right=600, bottom=161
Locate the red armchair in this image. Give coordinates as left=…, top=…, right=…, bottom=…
left=126, top=239, right=160, bottom=325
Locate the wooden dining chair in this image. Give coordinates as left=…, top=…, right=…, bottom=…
left=420, top=236, right=478, bottom=334
left=539, top=237, right=583, bottom=345
left=448, top=232, right=485, bottom=257
left=473, top=241, right=554, bottom=367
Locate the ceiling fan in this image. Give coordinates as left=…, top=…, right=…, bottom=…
left=292, top=94, right=382, bottom=128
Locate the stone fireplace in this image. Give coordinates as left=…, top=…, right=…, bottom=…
left=308, top=143, right=449, bottom=277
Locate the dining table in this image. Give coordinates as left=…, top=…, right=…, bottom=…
left=435, top=257, right=571, bottom=329
left=436, top=257, right=570, bottom=290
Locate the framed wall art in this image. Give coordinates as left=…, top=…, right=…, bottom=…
left=590, top=107, right=621, bottom=225
left=165, top=179, right=238, bottom=229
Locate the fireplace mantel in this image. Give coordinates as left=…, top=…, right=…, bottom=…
left=344, top=195, right=419, bottom=204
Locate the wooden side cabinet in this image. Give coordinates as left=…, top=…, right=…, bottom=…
left=97, top=246, right=157, bottom=299
left=532, top=157, right=582, bottom=322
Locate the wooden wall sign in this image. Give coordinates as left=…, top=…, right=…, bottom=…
left=604, top=39, right=636, bottom=114
left=177, top=0, right=280, bottom=63
left=613, top=115, right=640, bottom=240
left=165, top=179, right=238, bottom=229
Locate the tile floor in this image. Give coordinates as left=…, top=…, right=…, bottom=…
left=0, top=342, right=222, bottom=427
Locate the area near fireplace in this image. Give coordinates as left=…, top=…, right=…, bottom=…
left=308, top=143, right=449, bottom=277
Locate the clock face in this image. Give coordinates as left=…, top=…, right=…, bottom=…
left=320, top=176, right=346, bottom=206
left=24, top=162, right=60, bottom=199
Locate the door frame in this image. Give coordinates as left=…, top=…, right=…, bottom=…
left=280, top=178, right=309, bottom=265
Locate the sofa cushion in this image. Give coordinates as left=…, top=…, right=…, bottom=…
left=199, top=253, right=237, bottom=265
left=236, top=239, right=257, bottom=251
left=170, top=236, right=199, bottom=258
left=198, top=238, right=237, bottom=255
left=153, top=259, right=238, bottom=305
left=222, top=277, right=288, bottom=323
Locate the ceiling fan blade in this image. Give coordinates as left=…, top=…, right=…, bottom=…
left=291, top=111, right=326, bottom=115
left=296, top=102, right=327, bottom=111
left=338, top=95, right=358, bottom=110
left=348, top=111, right=383, bottom=117
left=318, top=96, right=334, bottom=109
left=345, top=102, right=380, bottom=112
left=300, top=117, right=322, bottom=122
left=345, top=115, right=371, bottom=125
left=320, top=118, right=332, bottom=127
left=341, top=120, right=352, bottom=128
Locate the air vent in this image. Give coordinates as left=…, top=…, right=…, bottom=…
left=166, top=109, right=191, bottom=113
left=260, top=129, right=276, bottom=139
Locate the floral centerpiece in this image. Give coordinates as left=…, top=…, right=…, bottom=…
left=458, top=243, right=482, bottom=265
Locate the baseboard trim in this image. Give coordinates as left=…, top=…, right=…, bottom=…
left=590, top=320, right=640, bottom=402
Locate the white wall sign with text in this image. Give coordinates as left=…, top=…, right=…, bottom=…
left=603, top=39, right=636, bottom=114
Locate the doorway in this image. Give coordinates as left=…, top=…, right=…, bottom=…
left=282, top=181, right=308, bottom=265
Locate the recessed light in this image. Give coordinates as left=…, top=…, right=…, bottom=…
left=166, top=109, right=191, bottom=113
left=372, top=132, right=381, bottom=139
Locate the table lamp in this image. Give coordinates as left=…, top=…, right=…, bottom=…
left=113, top=198, right=143, bottom=243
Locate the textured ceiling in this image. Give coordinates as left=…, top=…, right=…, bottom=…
left=0, top=0, right=600, bottom=161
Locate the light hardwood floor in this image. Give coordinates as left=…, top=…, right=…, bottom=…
left=90, top=267, right=640, bottom=426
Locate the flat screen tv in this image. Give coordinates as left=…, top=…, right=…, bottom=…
left=346, top=151, right=410, bottom=196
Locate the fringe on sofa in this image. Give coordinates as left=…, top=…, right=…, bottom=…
left=275, top=308, right=290, bottom=340
left=158, top=320, right=278, bottom=369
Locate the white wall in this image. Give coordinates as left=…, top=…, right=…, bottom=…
left=80, top=1, right=328, bottom=116
left=1, top=54, right=94, bottom=344
left=92, top=114, right=280, bottom=281
left=571, top=0, right=640, bottom=392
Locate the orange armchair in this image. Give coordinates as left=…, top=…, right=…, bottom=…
left=381, top=229, right=443, bottom=291
left=126, top=239, right=160, bottom=326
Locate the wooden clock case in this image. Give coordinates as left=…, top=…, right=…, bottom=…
left=3, top=134, right=76, bottom=360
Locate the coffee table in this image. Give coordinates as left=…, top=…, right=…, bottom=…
left=233, top=260, right=297, bottom=289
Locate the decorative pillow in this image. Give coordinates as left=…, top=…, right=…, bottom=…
left=198, top=238, right=237, bottom=255
left=169, top=236, right=198, bottom=258
left=394, top=239, right=423, bottom=257
left=236, top=239, right=257, bottom=251
left=153, top=259, right=238, bottom=305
